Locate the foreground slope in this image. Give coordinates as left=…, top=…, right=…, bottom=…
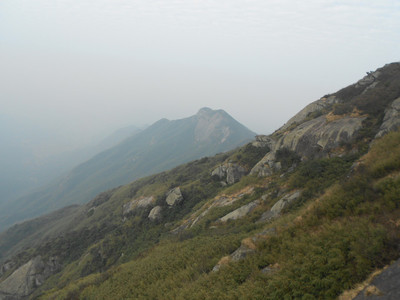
left=0, top=108, right=254, bottom=232
left=1, top=62, right=400, bottom=299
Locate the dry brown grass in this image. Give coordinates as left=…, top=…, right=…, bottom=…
left=241, top=238, right=257, bottom=250
left=338, top=268, right=386, bottom=300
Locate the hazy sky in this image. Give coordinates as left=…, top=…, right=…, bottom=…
left=1, top=0, right=400, bottom=148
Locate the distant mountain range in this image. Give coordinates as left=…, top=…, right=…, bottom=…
left=0, top=119, right=141, bottom=205
left=0, top=108, right=255, bottom=231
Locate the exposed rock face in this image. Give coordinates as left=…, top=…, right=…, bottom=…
left=376, top=97, right=400, bottom=138
left=148, top=206, right=162, bottom=221
left=165, top=187, right=183, bottom=206
left=211, top=163, right=246, bottom=185
left=259, top=191, right=302, bottom=222
left=279, top=95, right=338, bottom=131
left=171, top=187, right=255, bottom=233
left=277, top=115, right=365, bottom=158
left=354, top=70, right=381, bottom=88
left=219, top=200, right=259, bottom=222
left=212, top=228, right=277, bottom=272
left=0, top=256, right=59, bottom=299
left=194, top=107, right=231, bottom=143
left=250, top=152, right=281, bottom=177
left=0, top=261, right=15, bottom=278
left=123, top=196, right=155, bottom=215
left=230, top=245, right=256, bottom=262
left=353, top=258, right=400, bottom=300
left=251, top=115, right=365, bottom=176
left=252, top=135, right=275, bottom=149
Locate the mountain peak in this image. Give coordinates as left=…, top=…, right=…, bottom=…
left=196, top=107, right=226, bottom=117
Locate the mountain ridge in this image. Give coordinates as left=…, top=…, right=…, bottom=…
left=0, top=108, right=255, bottom=232
left=1, top=62, right=400, bottom=299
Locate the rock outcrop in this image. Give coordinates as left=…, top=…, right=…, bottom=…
left=123, top=196, right=155, bottom=216
left=0, top=261, right=15, bottom=278
left=259, top=191, right=302, bottom=222
left=0, top=256, right=59, bottom=299
left=354, top=70, right=381, bottom=88
left=165, top=187, right=183, bottom=206
left=212, top=227, right=277, bottom=272
left=211, top=163, right=246, bottom=185
left=148, top=206, right=162, bottom=221
left=252, top=135, right=275, bottom=149
left=376, top=97, right=400, bottom=138
left=251, top=114, right=365, bottom=176
left=353, top=258, right=400, bottom=299
left=170, top=187, right=255, bottom=233
left=279, top=95, right=338, bottom=132
left=219, top=200, right=259, bottom=222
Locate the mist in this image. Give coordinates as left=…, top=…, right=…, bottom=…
left=0, top=0, right=399, bottom=201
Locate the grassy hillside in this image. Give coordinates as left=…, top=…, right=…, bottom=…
left=36, top=130, right=400, bottom=300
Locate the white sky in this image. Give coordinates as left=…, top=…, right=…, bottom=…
left=1, top=0, right=400, bottom=147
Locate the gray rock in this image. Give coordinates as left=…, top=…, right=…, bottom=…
left=211, top=165, right=227, bottom=179
left=212, top=163, right=246, bottom=184
left=123, top=196, right=155, bottom=215
left=354, top=71, right=381, bottom=88
left=252, top=135, right=275, bottom=149
left=279, top=95, right=338, bottom=132
left=376, top=97, right=400, bottom=138
left=277, top=115, right=365, bottom=158
left=165, top=187, right=183, bottom=206
left=250, top=152, right=280, bottom=176
left=0, top=256, right=59, bottom=299
left=259, top=191, right=301, bottom=222
left=251, top=115, right=365, bottom=176
left=230, top=245, right=256, bottom=262
left=148, top=206, right=162, bottom=221
left=353, top=258, right=400, bottom=299
left=212, top=264, right=222, bottom=272
left=219, top=200, right=259, bottom=222
left=0, top=261, right=15, bottom=277
left=261, top=266, right=279, bottom=275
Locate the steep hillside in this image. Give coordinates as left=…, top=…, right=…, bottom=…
left=0, top=108, right=255, bottom=232
left=1, top=62, right=400, bottom=300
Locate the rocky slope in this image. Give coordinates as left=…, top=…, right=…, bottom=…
left=1, top=62, right=400, bottom=299
left=0, top=108, right=254, bottom=232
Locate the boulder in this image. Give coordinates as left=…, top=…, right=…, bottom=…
left=0, top=256, right=59, bottom=299
left=219, top=200, right=259, bottom=222
left=165, top=187, right=183, bottom=206
left=259, top=191, right=301, bottom=222
left=211, top=163, right=246, bottom=185
left=376, top=97, right=400, bottom=138
left=148, top=206, right=162, bottom=221
left=123, top=196, right=155, bottom=215
left=252, top=135, right=275, bottom=149
left=230, top=245, right=256, bottom=262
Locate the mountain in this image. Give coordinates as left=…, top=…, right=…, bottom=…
left=0, top=119, right=141, bottom=206
left=1, top=62, right=400, bottom=300
left=0, top=108, right=255, bottom=231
